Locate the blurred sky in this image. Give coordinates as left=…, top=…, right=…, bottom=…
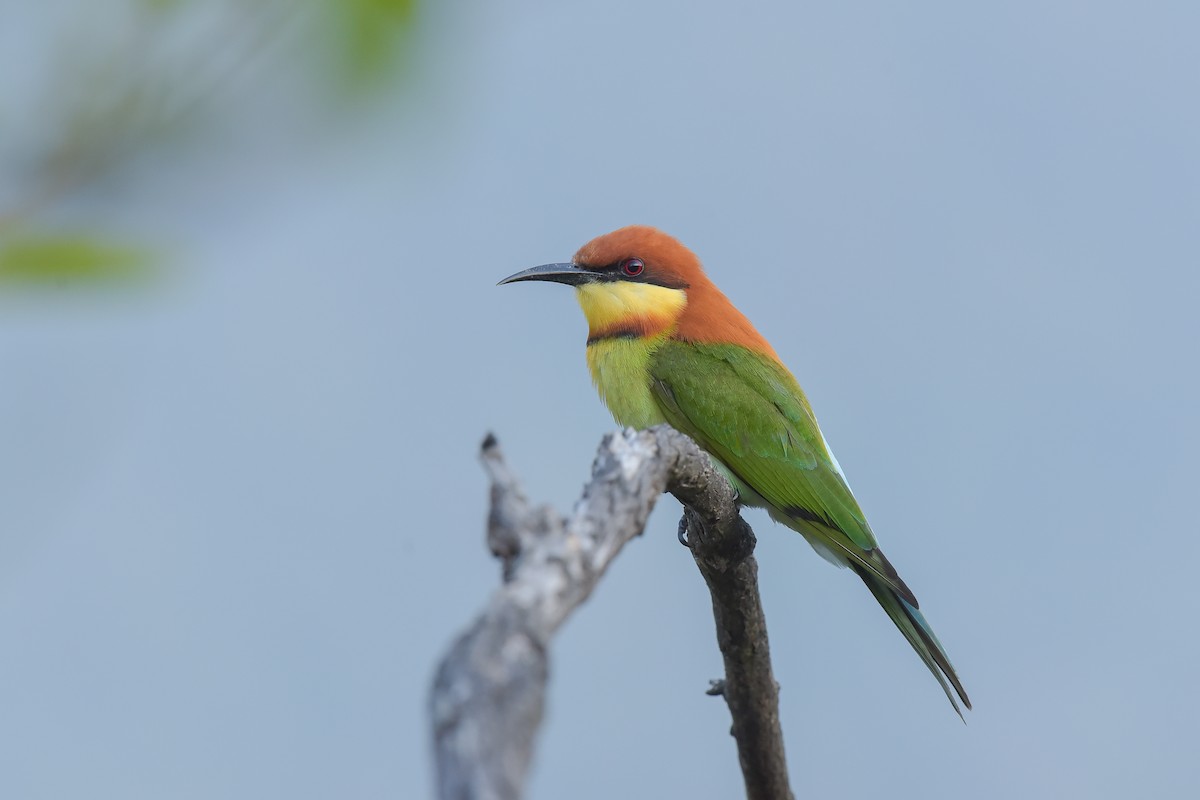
left=2, top=1, right=1199, bottom=798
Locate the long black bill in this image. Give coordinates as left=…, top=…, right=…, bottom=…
left=497, top=262, right=602, bottom=287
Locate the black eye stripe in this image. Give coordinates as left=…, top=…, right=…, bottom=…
left=589, top=258, right=689, bottom=290
left=620, top=257, right=645, bottom=276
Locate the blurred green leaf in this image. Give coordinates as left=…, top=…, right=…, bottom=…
left=336, top=0, right=419, bottom=89
left=138, top=0, right=186, bottom=11
left=0, top=234, right=155, bottom=286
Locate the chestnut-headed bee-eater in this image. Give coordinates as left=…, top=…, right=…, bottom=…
left=499, top=225, right=970, bottom=715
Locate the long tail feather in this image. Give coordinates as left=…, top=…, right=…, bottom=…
left=851, top=561, right=972, bottom=718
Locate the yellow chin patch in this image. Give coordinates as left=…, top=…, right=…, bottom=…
left=575, top=281, right=687, bottom=338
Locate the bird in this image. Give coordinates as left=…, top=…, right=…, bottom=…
left=499, top=224, right=970, bottom=716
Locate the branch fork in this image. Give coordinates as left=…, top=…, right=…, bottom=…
left=431, top=426, right=794, bottom=800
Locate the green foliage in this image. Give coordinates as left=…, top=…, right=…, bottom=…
left=0, top=234, right=155, bottom=286
left=0, top=0, right=422, bottom=290
left=137, top=0, right=186, bottom=10
left=334, top=0, right=419, bottom=89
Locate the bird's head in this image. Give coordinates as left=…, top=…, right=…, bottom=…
left=500, top=225, right=776, bottom=356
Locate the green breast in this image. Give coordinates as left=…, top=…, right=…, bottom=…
left=585, top=336, right=670, bottom=430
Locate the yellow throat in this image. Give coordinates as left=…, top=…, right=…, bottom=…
left=575, top=281, right=687, bottom=430
left=574, top=281, right=687, bottom=341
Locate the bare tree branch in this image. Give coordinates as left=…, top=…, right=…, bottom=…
left=676, top=480, right=794, bottom=800
left=430, top=426, right=793, bottom=800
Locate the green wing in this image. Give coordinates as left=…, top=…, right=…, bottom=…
left=648, top=340, right=915, bottom=604
left=648, top=339, right=971, bottom=714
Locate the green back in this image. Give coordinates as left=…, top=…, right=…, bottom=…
left=648, top=340, right=878, bottom=554
left=649, top=341, right=968, bottom=711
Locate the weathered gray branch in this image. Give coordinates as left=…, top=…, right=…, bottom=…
left=429, top=426, right=793, bottom=800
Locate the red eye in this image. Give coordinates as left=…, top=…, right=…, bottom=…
left=621, top=257, right=645, bottom=277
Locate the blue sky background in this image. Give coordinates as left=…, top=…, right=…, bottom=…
left=2, top=1, right=1198, bottom=797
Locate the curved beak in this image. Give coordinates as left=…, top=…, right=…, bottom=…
left=497, top=262, right=602, bottom=287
